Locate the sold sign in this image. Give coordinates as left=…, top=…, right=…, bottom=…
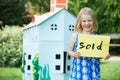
left=77, top=34, right=110, bottom=58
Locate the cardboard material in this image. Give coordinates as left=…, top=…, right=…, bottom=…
left=77, top=34, right=110, bottom=58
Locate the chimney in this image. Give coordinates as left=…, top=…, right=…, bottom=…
left=27, top=13, right=35, bottom=23
left=50, top=0, right=68, bottom=12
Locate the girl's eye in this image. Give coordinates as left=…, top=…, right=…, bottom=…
left=88, top=19, right=92, bottom=21
left=82, top=20, right=86, bottom=22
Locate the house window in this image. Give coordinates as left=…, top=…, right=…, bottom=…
left=67, top=65, right=70, bottom=71
left=69, top=25, right=74, bottom=31
left=68, top=55, right=71, bottom=60
left=56, top=54, right=61, bottom=59
left=28, top=55, right=31, bottom=60
left=27, top=65, right=31, bottom=70
left=51, top=24, right=57, bottom=31
left=55, top=65, right=60, bottom=70
left=24, top=52, right=26, bottom=55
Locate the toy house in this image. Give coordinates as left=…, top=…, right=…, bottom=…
left=23, top=0, right=76, bottom=80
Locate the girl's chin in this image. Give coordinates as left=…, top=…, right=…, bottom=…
left=84, top=29, right=92, bottom=32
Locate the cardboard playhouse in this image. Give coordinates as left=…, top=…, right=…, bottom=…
left=22, top=0, right=76, bottom=80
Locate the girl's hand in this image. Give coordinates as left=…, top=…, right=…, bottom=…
left=74, top=52, right=81, bottom=58
left=104, top=54, right=111, bottom=60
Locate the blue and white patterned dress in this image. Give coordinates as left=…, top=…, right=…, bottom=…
left=70, top=34, right=100, bottom=80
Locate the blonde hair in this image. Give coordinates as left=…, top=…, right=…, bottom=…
left=75, top=7, right=98, bottom=33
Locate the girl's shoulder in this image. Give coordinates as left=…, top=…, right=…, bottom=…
left=71, top=32, right=78, bottom=38
left=70, top=32, right=78, bottom=41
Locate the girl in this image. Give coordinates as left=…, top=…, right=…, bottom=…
left=68, top=7, right=110, bottom=80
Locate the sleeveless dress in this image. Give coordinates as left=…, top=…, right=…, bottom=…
left=70, top=34, right=100, bottom=80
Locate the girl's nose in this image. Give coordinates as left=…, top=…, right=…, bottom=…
left=85, top=21, right=89, bottom=24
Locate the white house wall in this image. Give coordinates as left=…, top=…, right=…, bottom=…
left=63, top=9, right=76, bottom=74
left=23, top=26, right=40, bottom=80
left=39, top=42, right=71, bottom=80
left=63, top=9, right=76, bottom=51
left=38, top=10, right=65, bottom=41
left=23, top=9, right=76, bottom=80
left=37, top=9, right=72, bottom=80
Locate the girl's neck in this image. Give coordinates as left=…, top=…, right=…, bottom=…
left=81, top=31, right=92, bottom=34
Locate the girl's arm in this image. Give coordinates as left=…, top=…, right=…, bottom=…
left=68, top=33, right=81, bottom=58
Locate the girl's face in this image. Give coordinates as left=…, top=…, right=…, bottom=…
left=81, top=14, right=93, bottom=33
